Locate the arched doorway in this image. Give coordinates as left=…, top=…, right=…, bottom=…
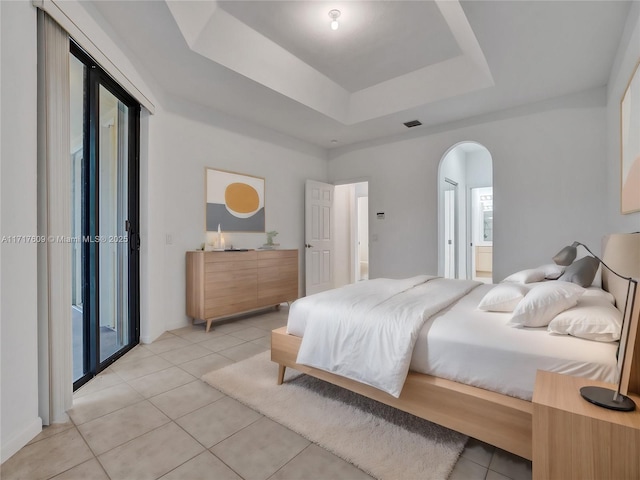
left=438, top=142, right=493, bottom=282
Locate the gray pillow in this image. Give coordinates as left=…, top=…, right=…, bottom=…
left=558, top=256, right=600, bottom=287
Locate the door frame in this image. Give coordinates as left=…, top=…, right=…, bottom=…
left=355, top=195, right=369, bottom=282
left=443, top=177, right=458, bottom=279
left=437, top=141, right=493, bottom=279
left=72, top=41, right=140, bottom=391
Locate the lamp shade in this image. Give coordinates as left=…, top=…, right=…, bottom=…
left=553, top=242, right=579, bottom=266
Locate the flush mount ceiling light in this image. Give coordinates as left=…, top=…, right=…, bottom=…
left=328, top=9, right=341, bottom=31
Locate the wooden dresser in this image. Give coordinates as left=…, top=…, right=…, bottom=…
left=186, top=249, right=298, bottom=332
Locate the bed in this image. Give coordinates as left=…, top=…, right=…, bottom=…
left=270, top=233, right=640, bottom=460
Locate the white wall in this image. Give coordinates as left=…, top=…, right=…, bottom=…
left=155, top=97, right=328, bottom=332
left=607, top=1, right=640, bottom=233
left=329, top=88, right=609, bottom=282
left=139, top=108, right=167, bottom=343
left=466, top=150, right=492, bottom=188
left=0, top=1, right=42, bottom=462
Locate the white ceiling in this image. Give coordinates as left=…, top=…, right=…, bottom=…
left=217, top=1, right=461, bottom=92
left=88, top=1, right=632, bottom=149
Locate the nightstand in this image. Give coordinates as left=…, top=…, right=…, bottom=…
left=532, top=370, right=640, bottom=480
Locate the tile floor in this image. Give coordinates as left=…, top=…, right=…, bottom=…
left=1, top=306, right=532, bottom=480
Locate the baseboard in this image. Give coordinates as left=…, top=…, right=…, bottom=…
left=163, top=318, right=191, bottom=333
left=139, top=334, right=155, bottom=345
left=1, top=416, right=43, bottom=463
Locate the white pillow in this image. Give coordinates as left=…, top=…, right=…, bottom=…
left=548, top=296, right=622, bottom=342
left=478, top=284, right=529, bottom=312
left=502, top=268, right=546, bottom=284
left=537, top=264, right=565, bottom=280
left=582, top=287, right=616, bottom=305
left=509, top=282, right=584, bottom=328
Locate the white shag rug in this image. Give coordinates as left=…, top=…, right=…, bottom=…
left=202, top=351, right=467, bottom=480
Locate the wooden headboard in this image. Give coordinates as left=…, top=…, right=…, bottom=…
left=601, top=232, right=640, bottom=395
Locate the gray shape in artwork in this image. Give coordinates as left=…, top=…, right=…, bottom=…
left=206, top=203, right=265, bottom=232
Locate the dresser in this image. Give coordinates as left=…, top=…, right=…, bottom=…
left=186, top=249, right=298, bottom=332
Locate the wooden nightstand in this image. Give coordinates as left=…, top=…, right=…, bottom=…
left=532, top=370, right=640, bottom=480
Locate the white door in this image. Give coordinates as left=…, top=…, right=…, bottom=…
left=444, top=187, right=457, bottom=278
left=305, top=180, right=335, bottom=295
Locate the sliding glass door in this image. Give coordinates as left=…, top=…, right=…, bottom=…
left=98, top=85, right=132, bottom=362
left=71, top=42, right=140, bottom=390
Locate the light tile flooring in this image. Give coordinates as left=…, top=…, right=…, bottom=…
left=2, top=307, right=532, bottom=480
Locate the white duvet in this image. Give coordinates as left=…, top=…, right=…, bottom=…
left=293, top=276, right=480, bottom=397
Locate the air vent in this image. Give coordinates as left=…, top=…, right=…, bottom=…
left=403, top=120, right=422, bottom=128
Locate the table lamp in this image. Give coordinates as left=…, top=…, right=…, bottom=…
left=554, top=241, right=637, bottom=411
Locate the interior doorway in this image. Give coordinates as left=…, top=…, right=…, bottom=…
left=333, top=181, right=369, bottom=289
left=438, top=142, right=493, bottom=281
left=356, top=196, right=369, bottom=281
left=470, top=186, right=493, bottom=282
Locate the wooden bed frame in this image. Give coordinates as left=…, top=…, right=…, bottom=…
left=270, top=233, right=640, bottom=461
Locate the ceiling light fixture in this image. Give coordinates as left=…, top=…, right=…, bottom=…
left=328, top=9, right=341, bottom=31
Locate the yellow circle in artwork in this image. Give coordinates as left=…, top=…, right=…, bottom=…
left=225, top=183, right=260, bottom=214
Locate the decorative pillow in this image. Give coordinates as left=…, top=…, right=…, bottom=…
left=478, top=284, right=529, bottom=312
left=509, top=282, right=584, bottom=328
left=548, top=296, right=622, bottom=342
left=502, top=268, right=546, bottom=284
left=583, top=287, right=616, bottom=305
left=558, top=256, right=600, bottom=287
left=537, top=263, right=565, bottom=280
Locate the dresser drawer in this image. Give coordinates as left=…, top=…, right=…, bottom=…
left=186, top=249, right=298, bottom=332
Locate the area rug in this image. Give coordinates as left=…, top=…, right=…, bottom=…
left=202, top=351, right=467, bottom=480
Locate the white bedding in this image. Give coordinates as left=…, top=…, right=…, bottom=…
left=293, top=276, right=480, bottom=397
left=288, top=282, right=619, bottom=400
left=410, top=284, right=618, bottom=400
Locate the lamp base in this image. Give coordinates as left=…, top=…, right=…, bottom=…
left=580, top=386, right=636, bottom=411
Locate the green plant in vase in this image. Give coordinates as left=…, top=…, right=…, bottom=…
left=265, top=231, right=279, bottom=248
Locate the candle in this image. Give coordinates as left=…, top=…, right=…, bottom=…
left=220, top=234, right=225, bottom=250
left=206, top=231, right=215, bottom=245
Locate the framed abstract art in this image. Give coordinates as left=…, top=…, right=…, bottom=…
left=621, top=60, right=640, bottom=214
left=205, top=168, right=265, bottom=232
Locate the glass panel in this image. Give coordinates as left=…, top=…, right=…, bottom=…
left=99, top=85, right=129, bottom=362
left=71, top=54, right=86, bottom=382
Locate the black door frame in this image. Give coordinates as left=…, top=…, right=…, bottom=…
left=72, top=41, right=140, bottom=391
